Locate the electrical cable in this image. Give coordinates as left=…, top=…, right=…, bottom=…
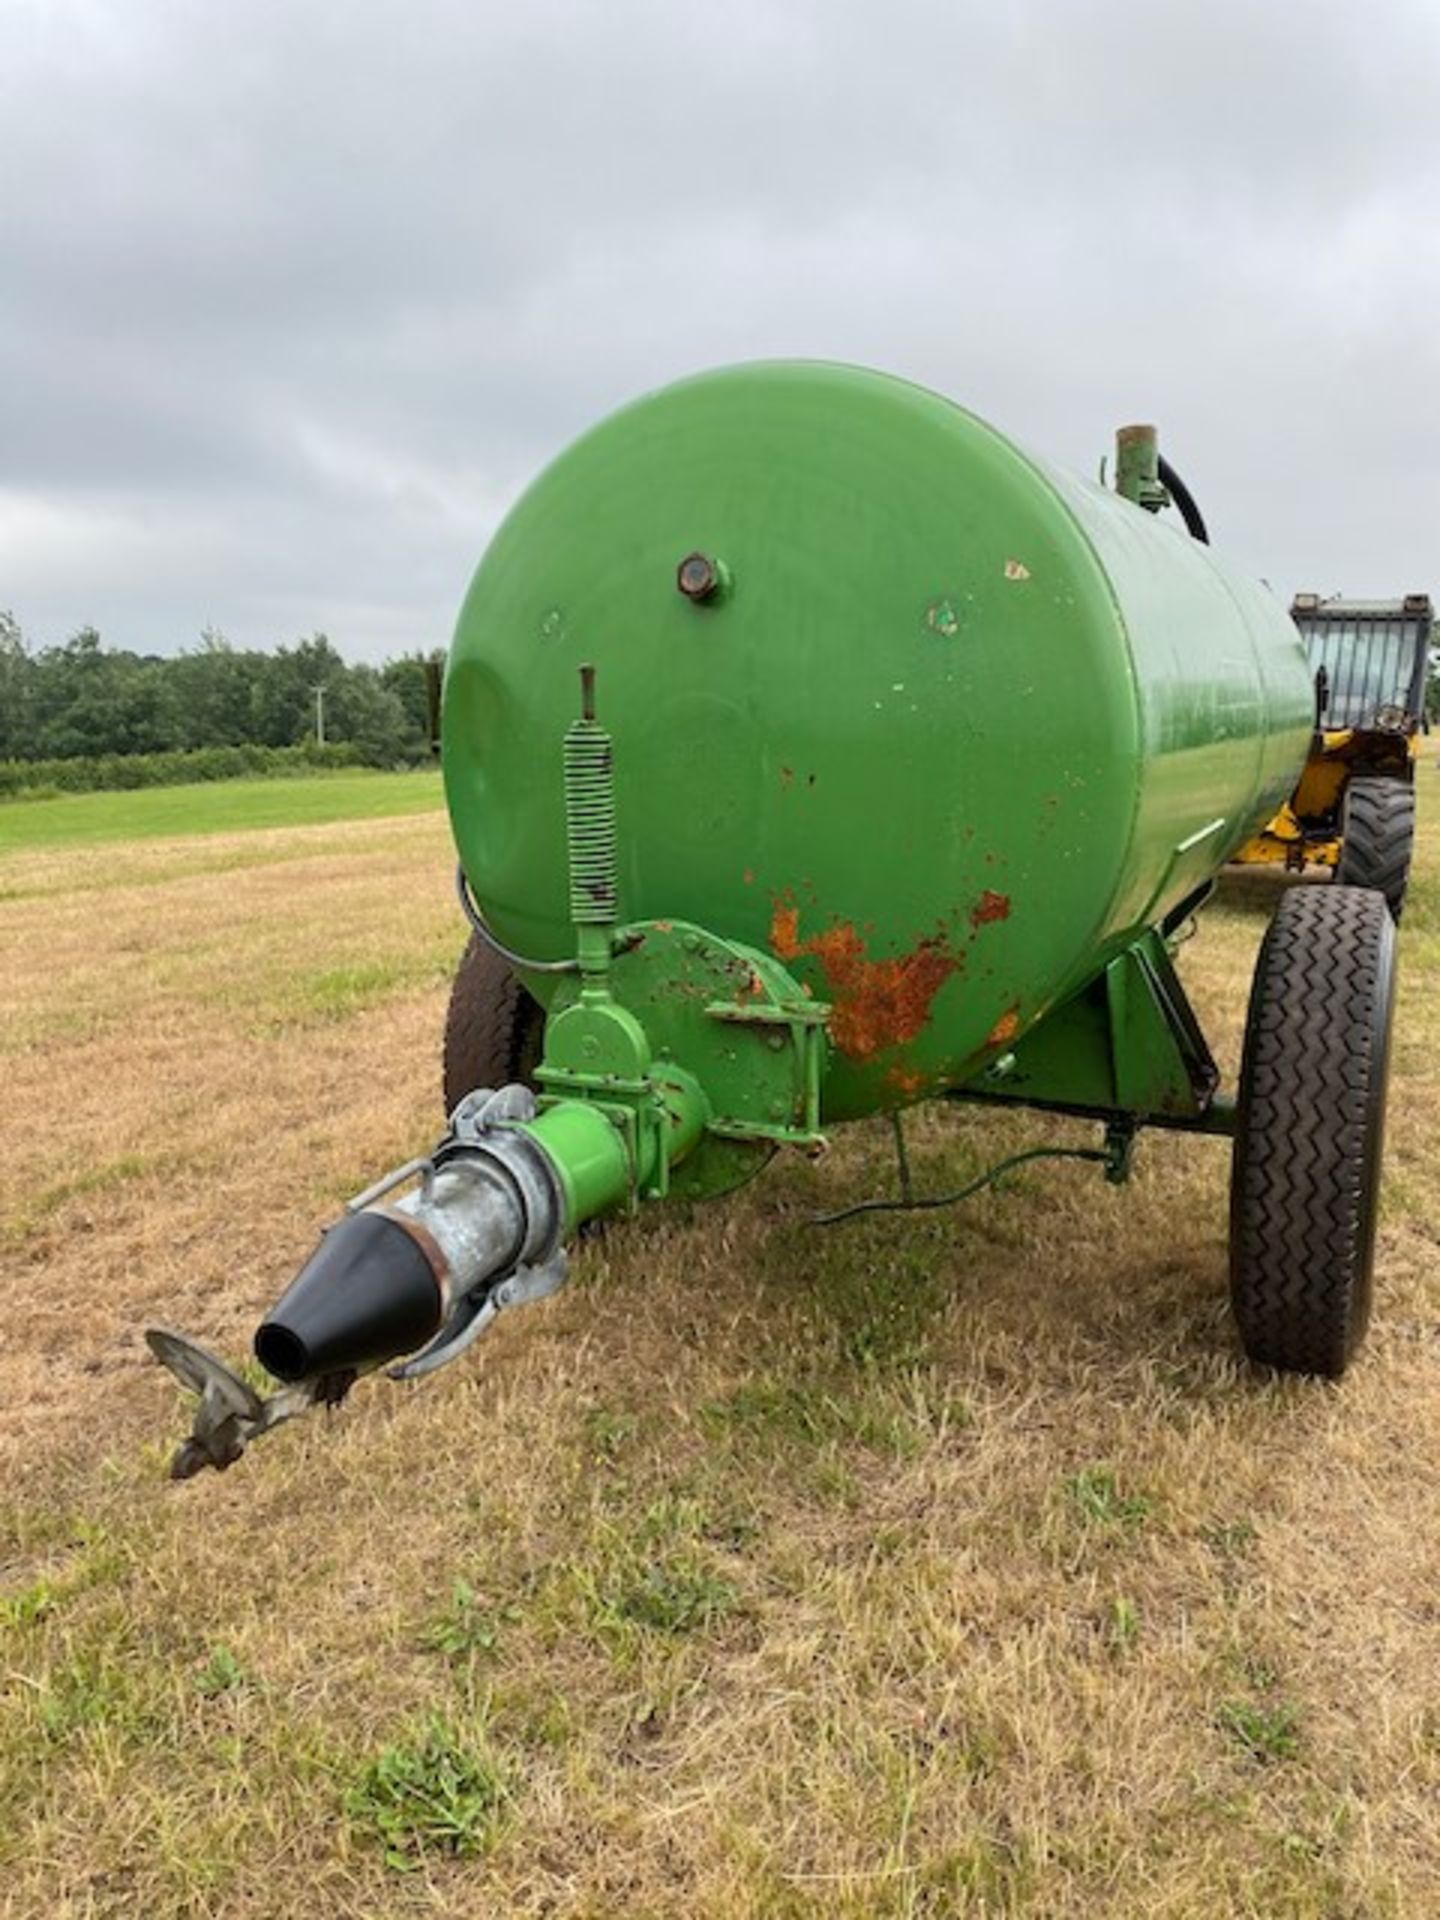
left=811, top=1142, right=1113, bottom=1227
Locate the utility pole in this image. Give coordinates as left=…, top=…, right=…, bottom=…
left=313, top=683, right=326, bottom=746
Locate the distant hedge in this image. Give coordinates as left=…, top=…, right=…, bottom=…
left=0, top=741, right=412, bottom=798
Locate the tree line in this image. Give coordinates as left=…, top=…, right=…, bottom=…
left=0, top=616, right=439, bottom=768
left=1, top=610, right=1434, bottom=785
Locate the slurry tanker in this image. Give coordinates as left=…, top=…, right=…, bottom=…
left=148, top=363, right=1398, bottom=1477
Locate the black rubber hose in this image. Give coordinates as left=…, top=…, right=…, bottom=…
left=1157, top=455, right=1209, bottom=545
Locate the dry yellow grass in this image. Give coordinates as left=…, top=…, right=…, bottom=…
left=2, top=788, right=1439, bottom=1917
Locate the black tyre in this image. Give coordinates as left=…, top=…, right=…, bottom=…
left=1229, top=886, right=1396, bottom=1377
left=441, top=934, right=545, bottom=1115
left=1334, top=773, right=1414, bottom=922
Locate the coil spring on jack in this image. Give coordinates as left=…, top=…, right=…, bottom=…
left=563, top=720, right=618, bottom=923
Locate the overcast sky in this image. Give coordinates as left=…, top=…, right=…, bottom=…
left=2, top=0, right=1438, bottom=662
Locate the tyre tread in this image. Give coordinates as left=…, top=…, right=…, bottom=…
left=1334, top=774, right=1415, bottom=921
left=1229, top=885, right=1396, bottom=1377
left=441, top=935, right=544, bottom=1115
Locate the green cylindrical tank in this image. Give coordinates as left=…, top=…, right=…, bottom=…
left=444, top=362, right=1311, bottom=1122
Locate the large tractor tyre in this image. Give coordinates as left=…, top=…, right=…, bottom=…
left=1229, top=886, right=1396, bottom=1378
left=1334, top=774, right=1415, bottom=922
left=442, top=934, right=545, bottom=1116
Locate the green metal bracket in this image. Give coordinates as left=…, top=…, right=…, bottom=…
left=954, top=928, right=1224, bottom=1132
left=703, top=991, right=828, bottom=1144
left=1104, top=935, right=1217, bottom=1114
left=540, top=919, right=829, bottom=1201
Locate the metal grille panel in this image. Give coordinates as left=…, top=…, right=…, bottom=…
left=1293, top=607, right=1429, bottom=729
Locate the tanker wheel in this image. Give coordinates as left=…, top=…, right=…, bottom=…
left=441, top=933, right=545, bottom=1116
left=1334, top=773, right=1415, bottom=922
left=1229, top=885, right=1396, bottom=1378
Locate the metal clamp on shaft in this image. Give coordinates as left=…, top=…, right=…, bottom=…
left=252, top=1084, right=569, bottom=1387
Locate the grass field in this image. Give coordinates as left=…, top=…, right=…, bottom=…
left=0, top=768, right=443, bottom=856
left=2, top=779, right=1439, bottom=1917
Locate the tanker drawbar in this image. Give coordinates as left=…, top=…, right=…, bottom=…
left=147, top=365, right=1400, bottom=1478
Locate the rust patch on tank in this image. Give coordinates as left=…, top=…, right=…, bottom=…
left=987, top=1005, right=1021, bottom=1048
left=886, top=1064, right=928, bottom=1098
left=771, top=902, right=801, bottom=956
left=770, top=902, right=960, bottom=1060
left=970, top=889, right=1011, bottom=928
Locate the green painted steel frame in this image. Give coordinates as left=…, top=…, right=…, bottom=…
left=952, top=928, right=1236, bottom=1139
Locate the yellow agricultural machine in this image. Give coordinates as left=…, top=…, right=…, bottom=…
left=1233, top=593, right=1433, bottom=919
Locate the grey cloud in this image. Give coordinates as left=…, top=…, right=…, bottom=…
left=2, top=0, right=1438, bottom=657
